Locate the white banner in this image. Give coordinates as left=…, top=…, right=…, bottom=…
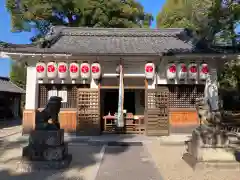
left=117, top=65, right=124, bottom=127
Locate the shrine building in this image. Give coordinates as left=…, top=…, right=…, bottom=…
left=0, top=26, right=237, bottom=136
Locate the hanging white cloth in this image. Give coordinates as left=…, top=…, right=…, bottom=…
left=117, top=64, right=124, bottom=127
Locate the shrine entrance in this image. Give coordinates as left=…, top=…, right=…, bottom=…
left=100, top=88, right=145, bottom=134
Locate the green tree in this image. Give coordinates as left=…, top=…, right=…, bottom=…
left=6, top=0, right=153, bottom=41
left=157, top=0, right=239, bottom=43
left=10, top=61, right=27, bottom=90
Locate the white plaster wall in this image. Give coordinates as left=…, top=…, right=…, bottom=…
left=25, top=66, right=38, bottom=109
left=100, top=60, right=156, bottom=88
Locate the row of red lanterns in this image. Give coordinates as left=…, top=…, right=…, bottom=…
left=145, top=62, right=209, bottom=80
left=36, top=62, right=101, bottom=80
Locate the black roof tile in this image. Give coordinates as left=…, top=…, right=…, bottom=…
left=0, top=77, right=25, bottom=94
left=2, top=26, right=237, bottom=55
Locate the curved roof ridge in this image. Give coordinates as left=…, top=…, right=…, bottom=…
left=49, top=26, right=186, bottom=37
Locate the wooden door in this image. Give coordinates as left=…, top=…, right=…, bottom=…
left=76, top=89, right=100, bottom=135
left=145, top=87, right=169, bottom=136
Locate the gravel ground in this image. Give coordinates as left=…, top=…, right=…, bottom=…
left=0, top=126, right=22, bottom=138
left=145, top=141, right=240, bottom=180
left=0, top=137, right=104, bottom=180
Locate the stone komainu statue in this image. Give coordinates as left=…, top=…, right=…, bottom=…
left=195, top=97, right=221, bottom=126
left=35, top=96, right=62, bottom=130
left=21, top=96, right=72, bottom=170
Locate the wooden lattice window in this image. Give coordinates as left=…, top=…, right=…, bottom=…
left=168, top=85, right=204, bottom=108
left=38, top=84, right=78, bottom=108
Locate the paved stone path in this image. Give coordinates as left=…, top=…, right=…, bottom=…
left=95, top=143, right=162, bottom=180
left=0, top=134, right=163, bottom=180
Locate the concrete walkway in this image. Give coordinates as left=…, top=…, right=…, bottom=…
left=95, top=144, right=162, bottom=180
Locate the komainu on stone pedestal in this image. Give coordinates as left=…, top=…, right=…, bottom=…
left=184, top=97, right=239, bottom=167
left=18, top=96, right=72, bottom=172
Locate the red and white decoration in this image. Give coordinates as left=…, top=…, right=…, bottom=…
left=58, top=62, right=68, bottom=82
left=91, top=62, right=101, bottom=80
left=47, top=62, right=58, bottom=81
left=69, top=63, right=79, bottom=83
left=36, top=62, right=46, bottom=81
left=80, top=62, right=91, bottom=79
left=177, top=63, right=187, bottom=80
left=145, top=63, right=155, bottom=80
left=188, top=63, right=198, bottom=80
left=166, top=63, right=177, bottom=80
left=199, top=63, right=209, bottom=80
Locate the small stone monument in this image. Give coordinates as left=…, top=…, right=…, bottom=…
left=17, top=96, right=72, bottom=172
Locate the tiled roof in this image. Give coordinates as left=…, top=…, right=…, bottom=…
left=0, top=77, right=25, bottom=94
left=0, top=26, right=198, bottom=55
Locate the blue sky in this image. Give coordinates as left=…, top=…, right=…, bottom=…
left=0, top=0, right=239, bottom=77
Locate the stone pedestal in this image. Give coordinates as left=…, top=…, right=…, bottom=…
left=17, top=129, right=72, bottom=172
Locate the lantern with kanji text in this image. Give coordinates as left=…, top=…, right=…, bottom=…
left=80, top=62, right=91, bottom=79
left=91, top=62, right=101, bottom=80
left=145, top=63, right=155, bottom=80
left=47, top=62, right=58, bottom=80
left=58, top=62, right=68, bottom=80
left=166, top=63, right=177, bottom=80
left=199, top=63, right=209, bottom=80
left=36, top=62, right=46, bottom=80
left=69, top=63, right=79, bottom=82
left=188, top=63, right=198, bottom=80
left=177, top=63, right=187, bottom=80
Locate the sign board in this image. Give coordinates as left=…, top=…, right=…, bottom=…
left=58, top=90, right=68, bottom=103
left=48, top=90, right=58, bottom=100
left=48, top=90, right=67, bottom=103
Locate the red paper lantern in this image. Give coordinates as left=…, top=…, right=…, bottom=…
left=91, top=63, right=101, bottom=80
left=81, top=65, right=89, bottom=73
left=58, top=64, right=67, bottom=73
left=169, top=65, right=176, bottom=73
left=48, top=64, right=55, bottom=72
left=70, top=64, right=78, bottom=73
left=145, top=63, right=155, bottom=80
left=201, top=66, right=209, bottom=74
left=47, top=62, right=58, bottom=79
left=80, top=63, right=91, bottom=79
left=36, top=65, right=45, bottom=73
left=69, top=63, right=80, bottom=80
left=177, top=63, right=187, bottom=80
left=199, top=63, right=209, bottom=80
left=92, top=66, right=100, bottom=73
left=188, top=63, right=198, bottom=80
left=58, top=62, right=68, bottom=79
left=167, top=63, right=176, bottom=80
left=145, top=65, right=153, bottom=73
left=181, top=64, right=187, bottom=72
left=36, top=62, right=47, bottom=80
left=190, top=66, right=197, bottom=73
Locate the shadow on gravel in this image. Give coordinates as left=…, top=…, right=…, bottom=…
left=182, top=153, right=197, bottom=169
left=0, top=134, right=134, bottom=180
left=0, top=119, right=22, bottom=129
